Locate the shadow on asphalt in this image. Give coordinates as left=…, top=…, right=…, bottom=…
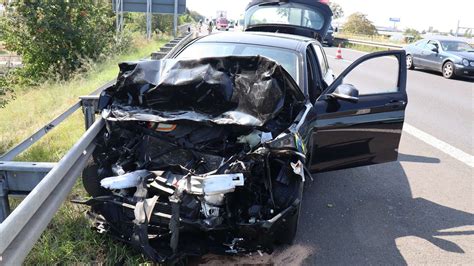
left=191, top=159, right=473, bottom=265
left=398, top=153, right=440, bottom=164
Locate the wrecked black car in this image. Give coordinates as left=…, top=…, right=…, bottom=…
left=79, top=56, right=308, bottom=263
left=79, top=48, right=408, bottom=263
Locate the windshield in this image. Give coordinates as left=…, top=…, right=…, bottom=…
left=245, top=2, right=325, bottom=31
left=440, top=41, right=473, bottom=52
left=176, top=42, right=300, bottom=82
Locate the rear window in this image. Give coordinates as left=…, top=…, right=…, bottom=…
left=245, top=2, right=325, bottom=31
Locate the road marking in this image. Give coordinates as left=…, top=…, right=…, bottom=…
left=403, top=123, right=473, bottom=168
left=326, top=52, right=474, bottom=167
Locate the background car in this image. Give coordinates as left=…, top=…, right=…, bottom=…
left=323, top=25, right=336, bottom=47
left=405, top=37, right=474, bottom=79
left=216, top=17, right=229, bottom=31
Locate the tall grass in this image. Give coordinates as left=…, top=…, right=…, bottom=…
left=1, top=35, right=170, bottom=264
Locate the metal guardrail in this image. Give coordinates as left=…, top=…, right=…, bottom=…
left=0, top=32, right=197, bottom=264
left=336, top=37, right=404, bottom=50
left=0, top=119, right=103, bottom=264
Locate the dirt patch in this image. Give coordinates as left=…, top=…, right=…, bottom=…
left=189, top=244, right=314, bottom=265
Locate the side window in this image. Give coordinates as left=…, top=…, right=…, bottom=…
left=312, top=44, right=328, bottom=76
left=415, top=40, right=427, bottom=47
left=306, top=47, right=323, bottom=103
left=342, top=55, right=400, bottom=95
left=425, top=40, right=438, bottom=51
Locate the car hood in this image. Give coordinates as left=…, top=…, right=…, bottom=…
left=244, top=0, right=333, bottom=41
left=448, top=51, right=474, bottom=60
left=99, top=56, right=305, bottom=131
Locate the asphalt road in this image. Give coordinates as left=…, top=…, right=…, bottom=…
left=191, top=46, right=473, bottom=265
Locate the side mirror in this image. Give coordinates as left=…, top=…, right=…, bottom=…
left=329, top=84, right=359, bottom=103
left=431, top=47, right=438, bottom=53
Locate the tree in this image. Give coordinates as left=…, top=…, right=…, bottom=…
left=404, top=28, right=422, bottom=42
left=329, top=2, right=344, bottom=20
left=342, top=13, right=377, bottom=36
left=0, top=0, right=115, bottom=82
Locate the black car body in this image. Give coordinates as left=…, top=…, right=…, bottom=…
left=79, top=1, right=408, bottom=264
left=405, top=37, right=474, bottom=79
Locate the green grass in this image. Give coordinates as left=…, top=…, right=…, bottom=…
left=1, top=35, right=170, bottom=264
left=336, top=32, right=406, bottom=45
left=343, top=43, right=388, bottom=53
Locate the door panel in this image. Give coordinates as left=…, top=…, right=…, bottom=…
left=424, top=41, right=442, bottom=69
left=310, top=50, right=407, bottom=172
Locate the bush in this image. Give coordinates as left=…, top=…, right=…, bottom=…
left=0, top=0, right=116, bottom=82
left=0, top=75, right=15, bottom=108
left=343, top=13, right=378, bottom=36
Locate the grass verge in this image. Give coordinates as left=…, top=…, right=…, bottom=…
left=343, top=43, right=389, bottom=53
left=1, top=35, right=170, bottom=264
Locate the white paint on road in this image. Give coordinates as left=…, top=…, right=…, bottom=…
left=403, top=123, right=474, bottom=168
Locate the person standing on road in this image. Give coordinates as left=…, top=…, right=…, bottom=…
left=208, top=20, right=213, bottom=34
left=199, top=19, right=203, bottom=33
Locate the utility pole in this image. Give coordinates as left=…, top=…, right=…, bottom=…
left=455, top=20, right=459, bottom=37
left=173, top=0, right=178, bottom=37
left=455, top=20, right=473, bottom=38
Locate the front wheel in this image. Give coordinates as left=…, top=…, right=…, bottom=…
left=276, top=180, right=303, bottom=245
left=406, top=55, right=414, bottom=70
left=443, top=61, right=455, bottom=79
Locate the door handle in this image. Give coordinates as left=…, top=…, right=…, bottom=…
left=385, top=100, right=406, bottom=108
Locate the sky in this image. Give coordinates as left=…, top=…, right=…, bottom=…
left=187, top=0, right=474, bottom=33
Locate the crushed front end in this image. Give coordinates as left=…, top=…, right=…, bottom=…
left=77, top=56, right=309, bottom=263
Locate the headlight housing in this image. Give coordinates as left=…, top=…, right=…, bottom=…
left=462, top=59, right=469, bottom=66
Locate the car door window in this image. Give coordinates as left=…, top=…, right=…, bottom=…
left=312, top=44, right=329, bottom=76
left=306, top=46, right=323, bottom=103
left=425, top=40, right=438, bottom=51
left=342, top=55, right=399, bottom=95
left=415, top=40, right=428, bottom=47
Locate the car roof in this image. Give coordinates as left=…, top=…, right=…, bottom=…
left=193, top=32, right=315, bottom=51
left=424, top=36, right=469, bottom=42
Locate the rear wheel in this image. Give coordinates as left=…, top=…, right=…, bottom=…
left=442, top=61, right=455, bottom=79
left=406, top=55, right=414, bottom=70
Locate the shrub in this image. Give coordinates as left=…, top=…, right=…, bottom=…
left=0, top=75, right=15, bottom=108
left=0, top=0, right=116, bottom=82
left=343, top=13, right=378, bottom=36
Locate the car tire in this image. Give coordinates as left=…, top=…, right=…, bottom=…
left=276, top=181, right=303, bottom=245
left=406, top=55, right=415, bottom=70
left=82, top=159, right=110, bottom=197
left=442, top=61, right=455, bottom=79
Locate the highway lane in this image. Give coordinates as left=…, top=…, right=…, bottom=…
left=324, top=47, right=474, bottom=156
left=190, top=44, right=473, bottom=265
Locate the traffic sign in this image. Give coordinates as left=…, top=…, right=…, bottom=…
left=113, top=0, right=186, bottom=14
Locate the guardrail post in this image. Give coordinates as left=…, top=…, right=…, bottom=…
left=80, top=96, right=99, bottom=130
left=0, top=174, right=10, bottom=222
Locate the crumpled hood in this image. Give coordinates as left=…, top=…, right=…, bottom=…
left=99, top=56, right=305, bottom=130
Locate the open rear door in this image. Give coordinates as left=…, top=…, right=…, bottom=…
left=310, top=50, right=408, bottom=172
left=244, top=0, right=333, bottom=41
